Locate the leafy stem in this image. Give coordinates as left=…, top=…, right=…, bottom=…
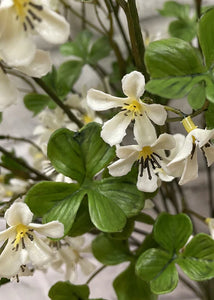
left=86, top=265, right=106, bottom=285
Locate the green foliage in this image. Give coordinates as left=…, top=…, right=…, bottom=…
left=177, top=234, right=214, bottom=280
left=59, top=31, right=111, bottom=89
left=187, top=83, right=206, bottom=109
left=26, top=122, right=145, bottom=234
left=205, top=103, right=214, bottom=129
left=49, top=282, right=90, bottom=300
left=92, top=234, right=132, bottom=265
left=136, top=213, right=192, bottom=294
left=24, top=93, right=54, bottom=116
left=158, top=1, right=196, bottom=42
left=113, top=264, right=157, bottom=300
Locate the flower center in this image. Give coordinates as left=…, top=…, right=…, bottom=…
left=182, top=116, right=198, bottom=133
left=83, top=115, right=93, bottom=124
left=138, top=146, right=162, bottom=180
left=13, top=0, right=43, bottom=31
left=12, top=224, right=34, bottom=251
left=122, top=100, right=143, bottom=119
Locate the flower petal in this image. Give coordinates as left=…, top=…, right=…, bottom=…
left=137, top=167, right=158, bottom=192
left=0, top=70, right=18, bottom=111
left=179, top=151, right=198, bottom=185
left=79, top=257, right=96, bottom=275
left=25, top=235, right=53, bottom=267
left=101, top=111, right=132, bottom=146
left=0, top=227, right=15, bottom=242
left=29, top=221, right=64, bottom=238
left=87, top=89, right=125, bottom=111
left=144, top=103, right=167, bottom=125
left=108, top=153, right=138, bottom=177
left=0, top=7, right=36, bottom=66
left=0, top=237, right=28, bottom=278
left=121, top=71, right=145, bottom=98
left=152, top=133, right=176, bottom=151
left=134, top=114, right=157, bottom=147
left=168, top=133, right=193, bottom=166
left=193, top=128, right=214, bottom=147
left=17, top=50, right=52, bottom=77
left=5, top=203, right=33, bottom=226
left=203, top=145, right=214, bottom=167
left=35, top=6, right=70, bottom=44
left=116, top=145, right=140, bottom=159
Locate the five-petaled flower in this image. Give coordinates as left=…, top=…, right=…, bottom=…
left=87, top=71, right=167, bottom=146
left=0, top=0, right=70, bottom=66
left=0, top=202, right=64, bottom=278
left=108, top=127, right=175, bottom=192
left=168, top=116, right=214, bottom=185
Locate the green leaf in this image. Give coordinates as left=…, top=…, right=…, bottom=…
left=198, top=8, right=214, bottom=68
left=43, top=190, right=86, bottom=235
left=88, top=36, right=111, bottom=64
left=24, top=93, right=53, bottom=115
left=136, top=248, right=178, bottom=294
left=158, top=1, right=190, bottom=19
left=93, top=177, right=145, bottom=217
left=188, top=83, right=206, bottom=109
left=58, top=60, right=83, bottom=89
left=1, top=152, right=30, bottom=179
left=177, top=233, right=214, bottom=281
left=169, top=20, right=196, bottom=42
left=48, top=123, right=115, bottom=183
left=92, top=234, right=131, bottom=265
left=47, top=128, right=85, bottom=183
left=153, top=213, right=192, bottom=252
left=205, top=76, right=214, bottom=103
left=145, top=38, right=205, bottom=78
left=60, top=31, right=93, bottom=60
left=205, top=103, right=214, bottom=129
left=25, top=181, right=79, bottom=216
left=68, top=198, right=94, bottom=237
left=109, top=218, right=135, bottom=240
left=87, top=190, right=126, bottom=232
left=135, top=213, right=155, bottom=225
left=113, top=264, right=157, bottom=300
left=0, top=278, right=10, bottom=286
left=49, top=281, right=89, bottom=300
left=146, top=74, right=207, bottom=99
left=42, top=67, right=70, bottom=99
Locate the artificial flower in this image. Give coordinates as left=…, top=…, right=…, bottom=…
left=108, top=127, right=175, bottom=192
left=0, top=49, right=51, bottom=110
left=0, top=202, right=64, bottom=278
left=0, top=0, right=70, bottom=66
left=50, top=236, right=96, bottom=282
left=87, top=71, right=167, bottom=146
left=168, top=116, right=214, bottom=185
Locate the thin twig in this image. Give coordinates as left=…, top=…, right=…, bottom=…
left=86, top=265, right=106, bottom=285
left=33, top=78, right=83, bottom=128
left=0, top=145, right=50, bottom=181
left=0, top=135, right=42, bottom=152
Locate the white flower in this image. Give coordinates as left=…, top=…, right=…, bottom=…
left=0, top=49, right=51, bottom=110
left=0, top=202, right=64, bottom=278
left=108, top=128, right=175, bottom=192
left=50, top=236, right=96, bottom=282
left=0, top=0, right=70, bottom=66
left=87, top=71, right=167, bottom=146
left=168, top=117, right=214, bottom=185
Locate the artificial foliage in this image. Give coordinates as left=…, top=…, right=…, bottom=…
left=0, top=0, right=214, bottom=299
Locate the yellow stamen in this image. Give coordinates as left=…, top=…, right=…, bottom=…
left=122, top=99, right=143, bottom=119
left=14, top=0, right=29, bottom=21
left=83, top=115, right=93, bottom=124
left=5, top=190, right=13, bottom=197
left=138, top=146, right=153, bottom=160
left=13, top=224, right=28, bottom=248
left=182, top=116, right=198, bottom=133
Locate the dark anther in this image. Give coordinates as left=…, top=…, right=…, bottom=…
left=205, top=142, right=211, bottom=148
left=27, top=232, right=34, bottom=241
left=29, top=2, right=43, bottom=11
left=151, top=154, right=161, bottom=168
left=26, top=16, right=34, bottom=29
left=23, top=22, right=27, bottom=31
left=191, top=143, right=196, bottom=159
left=152, top=152, right=162, bottom=160
left=28, top=9, right=42, bottom=22
left=21, top=237, right=25, bottom=249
